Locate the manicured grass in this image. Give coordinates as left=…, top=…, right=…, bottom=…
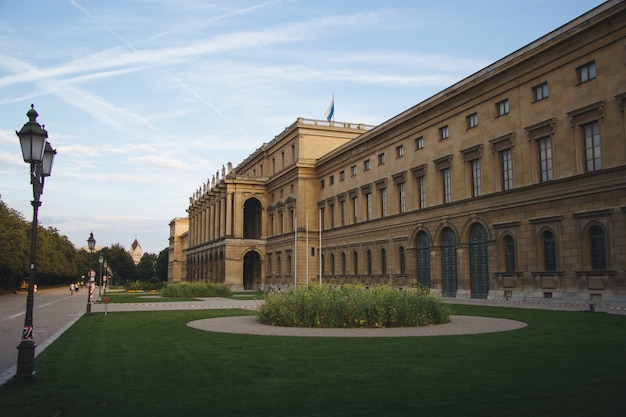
left=1, top=306, right=625, bottom=417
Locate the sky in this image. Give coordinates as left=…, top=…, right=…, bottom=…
left=0, top=0, right=606, bottom=255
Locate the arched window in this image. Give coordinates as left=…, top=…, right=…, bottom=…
left=399, top=246, right=406, bottom=275
left=330, top=253, right=335, bottom=275
left=381, top=248, right=387, bottom=274
left=366, top=250, right=372, bottom=275
left=504, top=235, right=515, bottom=272
left=543, top=230, right=557, bottom=272
left=243, top=198, right=262, bottom=239
left=416, top=232, right=431, bottom=287
left=342, top=252, right=346, bottom=275
left=590, top=225, right=606, bottom=271
left=353, top=251, right=359, bottom=275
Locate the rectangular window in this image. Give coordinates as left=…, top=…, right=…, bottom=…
left=416, top=136, right=424, bottom=149
left=380, top=189, right=386, bottom=217
left=364, top=159, right=371, bottom=171
left=366, top=193, right=372, bottom=220
left=439, top=125, right=449, bottom=140
left=398, top=182, right=406, bottom=213
left=496, top=99, right=509, bottom=116
left=339, top=170, right=345, bottom=181
left=533, top=82, right=549, bottom=101
left=467, top=113, right=478, bottom=129
left=538, top=137, right=553, bottom=182
left=377, top=153, right=385, bottom=165
left=418, top=176, right=426, bottom=209
left=352, top=197, right=358, bottom=223
left=583, top=121, right=602, bottom=172
left=577, top=61, right=596, bottom=84
left=471, top=159, right=481, bottom=197
left=500, top=149, right=513, bottom=191
left=442, top=168, right=451, bottom=203
left=320, top=207, right=325, bottom=231
left=396, top=145, right=404, bottom=158
left=320, top=179, right=325, bottom=189
left=329, top=175, right=334, bottom=185
left=351, top=165, right=357, bottom=176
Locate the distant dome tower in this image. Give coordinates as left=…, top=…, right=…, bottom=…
left=130, top=238, right=142, bottom=265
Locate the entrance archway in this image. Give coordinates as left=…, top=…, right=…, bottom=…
left=243, top=251, right=261, bottom=290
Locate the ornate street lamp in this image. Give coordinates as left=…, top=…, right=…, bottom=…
left=103, top=260, right=108, bottom=295
left=15, top=105, right=56, bottom=381
left=87, top=232, right=96, bottom=314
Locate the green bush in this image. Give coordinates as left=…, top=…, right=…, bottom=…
left=258, top=284, right=451, bottom=328
left=160, top=282, right=232, bottom=298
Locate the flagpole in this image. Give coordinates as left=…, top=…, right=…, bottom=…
left=294, top=216, right=297, bottom=288
left=319, top=207, right=322, bottom=286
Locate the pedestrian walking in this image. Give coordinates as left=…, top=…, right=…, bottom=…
left=70, top=282, right=75, bottom=295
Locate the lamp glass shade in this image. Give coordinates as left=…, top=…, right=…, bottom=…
left=87, top=233, right=96, bottom=251
left=41, top=142, right=56, bottom=177
left=99, top=255, right=103, bottom=264
left=16, top=106, right=48, bottom=164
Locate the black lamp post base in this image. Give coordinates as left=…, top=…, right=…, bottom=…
left=15, top=339, right=37, bottom=381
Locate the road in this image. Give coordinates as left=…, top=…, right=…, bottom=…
left=0, top=285, right=91, bottom=384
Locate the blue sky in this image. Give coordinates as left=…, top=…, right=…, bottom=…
left=0, top=0, right=605, bottom=255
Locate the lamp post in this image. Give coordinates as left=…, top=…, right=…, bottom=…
left=103, top=260, right=108, bottom=295
left=87, top=232, right=96, bottom=314
left=15, top=105, right=56, bottom=381
left=98, top=255, right=104, bottom=297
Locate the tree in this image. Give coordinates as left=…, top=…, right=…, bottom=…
left=0, top=200, right=29, bottom=288
left=136, top=253, right=157, bottom=282
left=156, top=247, right=169, bottom=282
left=106, top=244, right=136, bottom=285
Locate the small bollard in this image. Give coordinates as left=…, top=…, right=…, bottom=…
left=104, top=297, right=110, bottom=316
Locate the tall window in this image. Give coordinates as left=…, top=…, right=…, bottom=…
left=381, top=249, right=387, bottom=274
left=496, top=99, right=509, bottom=116
left=380, top=188, right=387, bottom=217
left=418, top=176, right=426, bottom=209
left=533, top=82, right=549, bottom=101
left=353, top=252, right=358, bottom=275
left=583, top=121, right=602, bottom=172
left=504, top=235, right=515, bottom=272
left=366, top=250, right=372, bottom=275
left=320, top=207, right=325, bottom=231
left=501, top=149, right=513, bottom=191
left=396, top=145, right=404, bottom=158
left=398, top=182, right=406, bottom=213
left=364, top=159, right=371, bottom=171
left=543, top=230, right=557, bottom=272
left=399, top=246, right=406, bottom=275
left=590, top=225, right=606, bottom=271
left=471, top=159, right=481, bottom=197
left=339, top=170, right=345, bottom=181
left=341, top=200, right=346, bottom=226
left=352, top=196, right=358, bottom=224
left=538, top=137, right=553, bottom=182
left=378, top=153, right=385, bottom=165
left=442, top=168, right=451, bottom=203
left=351, top=165, right=357, bottom=176
left=341, top=252, right=346, bottom=275
left=416, top=136, right=424, bottom=149
left=366, top=193, right=372, bottom=220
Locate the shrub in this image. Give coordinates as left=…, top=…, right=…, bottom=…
left=258, top=284, right=451, bottom=328
left=160, top=282, right=232, bottom=298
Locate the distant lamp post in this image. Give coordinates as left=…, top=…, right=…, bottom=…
left=15, top=105, right=56, bottom=381
left=103, top=260, right=108, bottom=294
left=98, top=255, right=104, bottom=297
left=87, top=232, right=96, bottom=314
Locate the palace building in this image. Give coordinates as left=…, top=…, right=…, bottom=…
left=169, top=1, right=626, bottom=306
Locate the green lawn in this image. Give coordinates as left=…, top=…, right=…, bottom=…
left=1, top=305, right=625, bottom=417
left=97, top=292, right=200, bottom=303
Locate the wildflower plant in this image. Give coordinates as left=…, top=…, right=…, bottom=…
left=258, top=284, right=450, bottom=328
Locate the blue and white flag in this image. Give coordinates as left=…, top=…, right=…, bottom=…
left=324, top=96, right=334, bottom=122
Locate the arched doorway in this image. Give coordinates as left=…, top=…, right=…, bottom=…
left=243, top=198, right=262, bottom=239
left=243, top=251, right=261, bottom=290
left=441, top=228, right=457, bottom=297
left=469, top=223, right=489, bottom=299
left=416, top=232, right=431, bottom=287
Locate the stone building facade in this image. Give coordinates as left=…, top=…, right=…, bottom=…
left=169, top=1, right=626, bottom=305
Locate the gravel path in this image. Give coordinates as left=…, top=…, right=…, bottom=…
left=187, top=314, right=527, bottom=337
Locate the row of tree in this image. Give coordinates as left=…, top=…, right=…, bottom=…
left=0, top=199, right=168, bottom=289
